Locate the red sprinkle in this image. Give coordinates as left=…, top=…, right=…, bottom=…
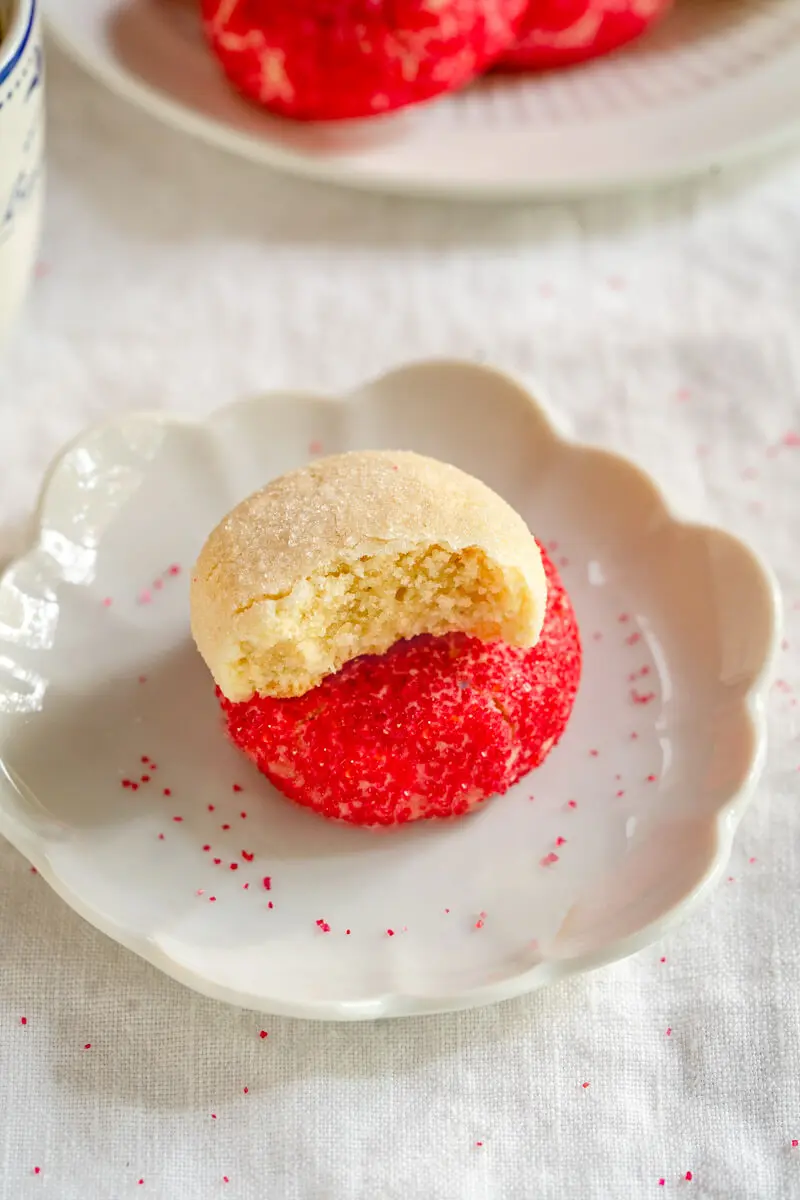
left=316, top=919, right=331, bottom=933
left=268, top=901, right=274, bottom=909
left=158, top=834, right=164, bottom=840
left=243, top=1087, right=249, bottom=1094
left=213, top=858, right=222, bottom=865
left=138, top=1181, right=144, bottom=1186
left=792, top=1140, right=798, bottom=1148
left=646, top=774, right=657, bottom=783
left=222, top=823, right=231, bottom=831
left=163, top=788, right=171, bottom=796
left=540, top=852, right=559, bottom=866
left=141, top=775, right=150, bottom=783
left=589, top=748, right=599, bottom=757
left=386, top=929, right=395, bottom=937
left=240, top=812, right=247, bottom=819
left=84, top=1043, right=91, bottom=1050
left=685, top=1172, right=692, bottom=1181
left=631, top=690, right=656, bottom=706
left=141, top=756, right=149, bottom=764
left=241, top=850, right=254, bottom=862
left=233, top=784, right=243, bottom=793
left=209, top=896, right=217, bottom=902
left=259, top=1030, right=268, bottom=1039
left=208, top=804, right=215, bottom=812
left=172, top=816, right=183, bottom=822
left=229, top=862, right=238, bottom=871
left=168, top=564, right=181, bottom=576
left=203, top=845, right=211, bottom=852
left=262, top=876, right=272, bottom=890
left=567, top=800, right=577, bottom=809
left=555, top=836, right=567, bottom=846
left=660, top=957, right=666, bottom=963
left=33, top=1167, right=40, bottom=1175
left=625, top=632, right=642, bottom=646
left=582, top=1081, right=589, bottom=1089
left=658, top=1181, right=665, bottom=1188
left=666, top=1027, right=672, bottom=1036
left=20, top=1017, right=27, bottom=1025
left=345, top=929, right=351, bottom=935
left=211, top=1113, right=217, bottom=1120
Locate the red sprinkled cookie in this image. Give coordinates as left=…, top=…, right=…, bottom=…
left=202, top=0, right=528, bottom=121
left=221, top=548, right=581, bottom=826
left=499, top=0, right=672, bottom=71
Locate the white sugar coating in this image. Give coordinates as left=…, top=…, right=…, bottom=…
left=190, top=450, right=547, bottom=700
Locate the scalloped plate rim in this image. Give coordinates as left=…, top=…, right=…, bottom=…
left=0, top=358, right=781, bottom=1019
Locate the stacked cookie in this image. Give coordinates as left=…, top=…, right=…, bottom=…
left=191, top=452, right=581, bottom=827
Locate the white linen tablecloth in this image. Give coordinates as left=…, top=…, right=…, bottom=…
left=1, top=45, right=799, bottom=1200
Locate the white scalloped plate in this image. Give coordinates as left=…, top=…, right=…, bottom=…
left=45, top=0, right=800, bottom=199
left=0, top=361, right=779, bottom=1019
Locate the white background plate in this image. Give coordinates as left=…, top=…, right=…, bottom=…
left=0, top=362, right=778, bottom=1019
left=44, top=0, right=800, bottom=199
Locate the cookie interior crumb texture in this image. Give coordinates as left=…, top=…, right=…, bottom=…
left=191, top=450, right=547, bottom=700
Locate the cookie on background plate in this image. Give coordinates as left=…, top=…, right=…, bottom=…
left=499, top=0, right=672, bottom=71
left=201, top=0, right=529, bottom=120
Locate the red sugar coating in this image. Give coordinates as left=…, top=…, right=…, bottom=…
left=685, top=1172, right=693, bottom=1181
left=259, top=1030, right=269, bottom=1039
left=20, top=1017, right=27, bottom=1025
left=221, top=548, right=581, bottom=827
left=202, top=0, right=528, bottom=122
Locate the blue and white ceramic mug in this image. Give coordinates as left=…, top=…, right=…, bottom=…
left=0, top=0, right=43, bottom=345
